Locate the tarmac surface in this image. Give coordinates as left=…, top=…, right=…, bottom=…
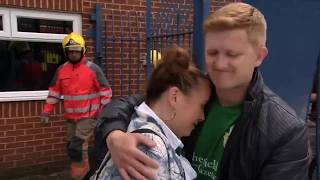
left=10, top=119, right=317, bottom=180
left=12, top=171, right=70, bottom=180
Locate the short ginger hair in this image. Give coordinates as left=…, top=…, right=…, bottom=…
left=203, top=2, right=267, bottom=47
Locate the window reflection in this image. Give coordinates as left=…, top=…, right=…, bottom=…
left=17, top=18, right=73, bottom=34
left=0, top=40, right=66, bottom=91
left=0, top=16, right=3, bottom=31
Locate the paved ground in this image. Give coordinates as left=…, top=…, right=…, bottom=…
left=9, top=119, right=317, bottom=180
left=12, top=171, right=71, bottom=180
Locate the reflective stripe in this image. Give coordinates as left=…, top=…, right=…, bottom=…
left=64, top=93, right=99, bottom=100
left=65, top=104, right=100, bottom=113
left=48, top=91, right=61, bottom=98
left=63, top=61, right=69, bottom=66
left=46, top=98, right=59, bottom=103
left=70, top=160, right=89, bottom=176
left=101, top=99, right=110, bottom=104
left=100, top=91, right=112, bottom=96
left=64, top=91, right=111, bottom=101
left=85, top=61, right=93, bottom=67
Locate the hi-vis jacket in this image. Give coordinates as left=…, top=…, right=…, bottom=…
left=43, top=57, right=112, bottom=121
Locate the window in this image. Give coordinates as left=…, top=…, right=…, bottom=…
left=10, top=9, right=81, bottom=41
left=0, top=16, right=3, bottom=31
left=17, top=18, right=73, bottom=34
left=0, top=40, right=66, bottom=91
left=0, top=8, right=10, bottom=37
left=0, top=8, right=82, bottom=102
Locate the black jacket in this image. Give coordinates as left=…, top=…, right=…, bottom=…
left=95, top=69, right=309, bottom=180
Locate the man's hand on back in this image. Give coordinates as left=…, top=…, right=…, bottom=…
left=107, top=130, right=160, bottom=180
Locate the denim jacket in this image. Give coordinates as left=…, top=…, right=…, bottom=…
left=90, top=102, right=197, bottom=180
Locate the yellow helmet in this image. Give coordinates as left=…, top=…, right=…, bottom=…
left=8, top=41, right=31, bottom=53
left=62, top=32, right=86, bottom=55
left=141, top=50, right=162, bottom=67
left=150, top=50, right=162, bottom=67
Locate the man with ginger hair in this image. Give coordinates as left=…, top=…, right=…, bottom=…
left=92, top=2, right=309, bottom=180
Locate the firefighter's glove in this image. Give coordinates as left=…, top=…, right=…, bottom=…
left=40, top=114, right=49, bottom=125
left=68, top=136, right=84, bottom=162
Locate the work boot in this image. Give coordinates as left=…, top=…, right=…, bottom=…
left=70, top=158, right=89, bottom=180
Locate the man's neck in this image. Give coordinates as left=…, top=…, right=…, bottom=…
left=216, top=84, right=249, bottom=106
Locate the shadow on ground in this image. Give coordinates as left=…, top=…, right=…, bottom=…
left=12, top=170, right=70, bottom=180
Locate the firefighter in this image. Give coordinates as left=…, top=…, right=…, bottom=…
left=40, top=32, right=112, bottom=180
left=8, top=41, right=43, bottom=90
left=141, top=49, right=162, bottom=67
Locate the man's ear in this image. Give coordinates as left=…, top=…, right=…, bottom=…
left=254, top=46, right=268, bottom=67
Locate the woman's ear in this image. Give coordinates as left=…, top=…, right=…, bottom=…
left=167, top=87, right=180, bottom=106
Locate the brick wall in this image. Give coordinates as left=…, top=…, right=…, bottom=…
left=0, top=0, right=82, bottom=178
left=0, top=0, right=234, bottom=178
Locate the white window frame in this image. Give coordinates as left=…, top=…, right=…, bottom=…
left=0, top=7, right=82, bottom=102
left=0, top=8, right=11, bottom=38
left=10, top=9, right=81, bottom=41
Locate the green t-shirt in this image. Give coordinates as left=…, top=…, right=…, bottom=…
left=192, top=100, right=243, bottom=180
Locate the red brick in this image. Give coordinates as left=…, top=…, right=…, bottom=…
left=15, top=147, right=35, bottom=154
left=6, top=130, right=25, bottom=137
left=0, top=137, right=14, bottom=143
left=53, top=143, right=66, bottom=149
left=25, top=117, right=39, bottom=123
left=16, top=135, right=34, bottom=142
left=35, top=144, right=53, bottom=151
left=21, top=0, right=28, bottom=7
left=61, top=0, right=66, bottom=10
left=51, top=121, right=65, bottom=127
left=0, top=125, right=14, bottom=131
left=53, top=154, right=68, bottom=161
left=5, top=118, right=25, bottom=125
left=26, top=128, right=43, bottom=135
left=52, top=132, right=65, bottom=138
left=35, top=0, right=41, bottom=8
left=29, top=102, right=37, bottom=117
left=34, top=156, right=53, bottom=163
left=15, top=159, right=34, bottom=167
left=24, top=151, right=43, bottom=159
left=16, top=123, right=34, bottom=130
left=0, top=161, right=14, bottom=169
left=43, top=127, right=61, bottom=133
left=50, top=115, right=62, bottom=121
left=43, top=149, right=61, bottom=156
left=0, top=144, right=5, bottom=150
left=6, top=142, right=25, bottom=149
left=22, top=102, right=30, bottom=117
left=34, top=133, right=52, bottom=139
left=0, top=149, right=14, bottom=156
left=26, top=140, right=44, bottom=146
left=9, top=102, right=18, bottom=118
left=44, top=138, right=62, bottom=144
left=5, top=154, right=24, bottom=161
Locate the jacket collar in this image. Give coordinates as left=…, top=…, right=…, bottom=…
left=208, top=68, right=264, bottom=104
left=245, top=68, right=264, bottom=102
left=68, top=56, right=87, bottom=67
left=135, top=102, right=184, bottom=151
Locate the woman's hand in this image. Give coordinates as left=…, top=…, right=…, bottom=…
left=106, top=130, right=160, bottom=180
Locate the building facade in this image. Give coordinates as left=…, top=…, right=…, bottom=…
left=0, top=0, right=222, bottom=178
left=0, top=0, right=152, bottom=178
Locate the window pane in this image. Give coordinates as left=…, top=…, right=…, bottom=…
left=17, top=18, right=73, bottom=34
left=0, top=16, right=3, bottom=31
left=0, top=40, right=67, bottom=91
